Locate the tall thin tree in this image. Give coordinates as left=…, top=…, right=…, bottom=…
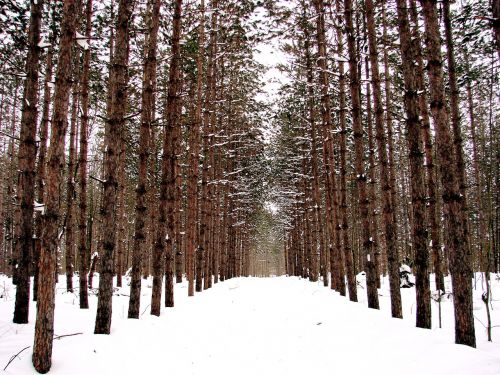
left=365, top=0, right=402, bottom=318
left=94, top=0, right=133, bottom=334
left=33, top=0, right=79, bottom=371
left=128, top=0, right=161, bottom=319
left=77, top=0, right=93, bottom=310
left=13, top=0, right=43, bottom=324
left=344, top=0, right=379, bottom=309
left=419, top=0, right=475, bottom=347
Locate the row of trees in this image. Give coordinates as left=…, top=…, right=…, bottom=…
left=269, top=0, right=498, bottom=350
left=0, top=0, right=498, bottom=372
left=1, top=0, right=273, bottom=372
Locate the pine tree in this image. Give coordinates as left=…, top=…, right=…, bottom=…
left=77, top=0, right=93, bottom=310
left=364, top=0, right=402, bottom=318
left=13, top=0, right=43, bottom=324
left=128, top=0, right=161, bottom=319
left=419, top=0, right=475, bottom=347
left=94, top=0, right=133, bottom=334
left=33, top=0, right=79, bottom=371
left=344, top=0, right=379, bottom=309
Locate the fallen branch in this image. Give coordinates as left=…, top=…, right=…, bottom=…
left=141, top=304, right=151, bottom=316
left=89, top=175, right=105, bottom=184
left=54, top=332, right=83, bottom=340
left=3, top=333, right=83, bottom=370
left=3, top=346, right=30, bottom=371
left=0, top=130, right=20, bottom=141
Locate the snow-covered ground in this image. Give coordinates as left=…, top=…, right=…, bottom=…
left=0, top=273, right=499, bottom=374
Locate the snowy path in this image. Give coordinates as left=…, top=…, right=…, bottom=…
left=1, top=276, right=500, bottom=374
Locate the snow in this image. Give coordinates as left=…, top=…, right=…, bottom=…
left=400, top=264, right=412, bottom=273
left=0, top=274, right=499, bottom=374
left=33, top=201, right=44, bottom=214
left=37, top=40, right=51, bottom=48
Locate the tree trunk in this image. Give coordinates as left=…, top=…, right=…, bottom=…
left=395, top=0, right=431, bottom=329
left=408, top=0, right=445, bottom=293
left=419, top=0, right=475, bottom=347
left=115, top=137, right=126, bottom=288
left=195, top=0, right=206, bottom=293
left=94, top=0, right=133, bottom=334
left=335, top=0, right=357, bottom=302
left=313, top=0, right=335, bottom=285
left=344, top=0, right=378, bottom=309
left=77, top=0, right=93, bottom=310
left=363, top=52, right=380, bottom=289
left=153, top=0, right=182, bottom=313
left=186, top=0, right=201, bottom=296
left=33, top=0, right=78, bottom=371
left=65, top=78, right=79, bottom=294
left=128, top=0, right=161, bottom=319
left=13, top=0, right=42, bottom=324
left=365, top=0, right=402, bottom=318
left=34, top=10, right=56, bottom=301
left=7, top=79, right=19, bottom=282
left=381, top=2, right=399, bottom=256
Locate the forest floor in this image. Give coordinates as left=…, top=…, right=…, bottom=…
left=0, top=273, right=500, bottom=374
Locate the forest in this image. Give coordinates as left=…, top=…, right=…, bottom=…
left=0, top=0, right=499, bottom=373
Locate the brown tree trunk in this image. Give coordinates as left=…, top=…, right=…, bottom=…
left=6, top=79, right=19, bottom=282
left=365, top=0, right=402, bottom=318
left=152, top=0, right=182, bottom=313
left=335, top=0, right=357, bottom=301
left=345, top=0, right=378, bottom=309
left=419, top=0, right=475, bottom=347
left=364, top=53, right=380, bottom=289
left=186, top=1, right=201, bottom=296
left=65, top=79, right=79, bottom=294
left=128, top=0, right=161, bottom=319
left=381, top=2, right=399, bottom=250
left=115, top=137, right=126, bottom=288
left=94, top=0, right=133, bottom=334
left=395, top=0, right=431, bottom=329
left=34, top=11, right=56, bottom=301
left=443, top=0, right=471, bottom=277
left=195, top=0, right=206, bottom=293
left=13, top=0, right=42, bottom=324
left=408, top=0, right=444, bottom=293
left=313, top=0, right=334, bottom=285
left=202, top=0, right=218, bottom=290
left=77, top=0, right=93, bottom=310
left=33, top=0, right=78, bottom=371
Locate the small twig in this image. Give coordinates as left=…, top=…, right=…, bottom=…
left=89, top=175, right=105, bottom=184
left=123, top=110, right=142, bottom=121
left=54, top=332, right=83, bottom=340
left=141, top=304, right=151, bottom=316
left=3, top=346, right=30, bottom=371
left=474, top=314, right=487, bottom=329
left=0, top=130, right=20, bottom=141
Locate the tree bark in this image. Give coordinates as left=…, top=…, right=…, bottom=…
left=344, top=0, right=379, bottom=309
left=395, top=0, right=431, bottom=329
left=128, top=0, right=161, bottom=319
left=77, top=0, right=93, bottom=310
left=365, top=0, right=402, bottom=318
left=65, top=77, right=79, bottom=294
left=94, top=0, right=133, bottom=334
left=195, top=0, right=206, bottom=293
left=33, top=0, right=78, bottom=371
left=335, top=0, right=357, bottom=302
left=13, top=0, right=42, bottom=324
left=152, top=0, right=182, bottom=313
left=419, top=0, right=475, bottom=347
